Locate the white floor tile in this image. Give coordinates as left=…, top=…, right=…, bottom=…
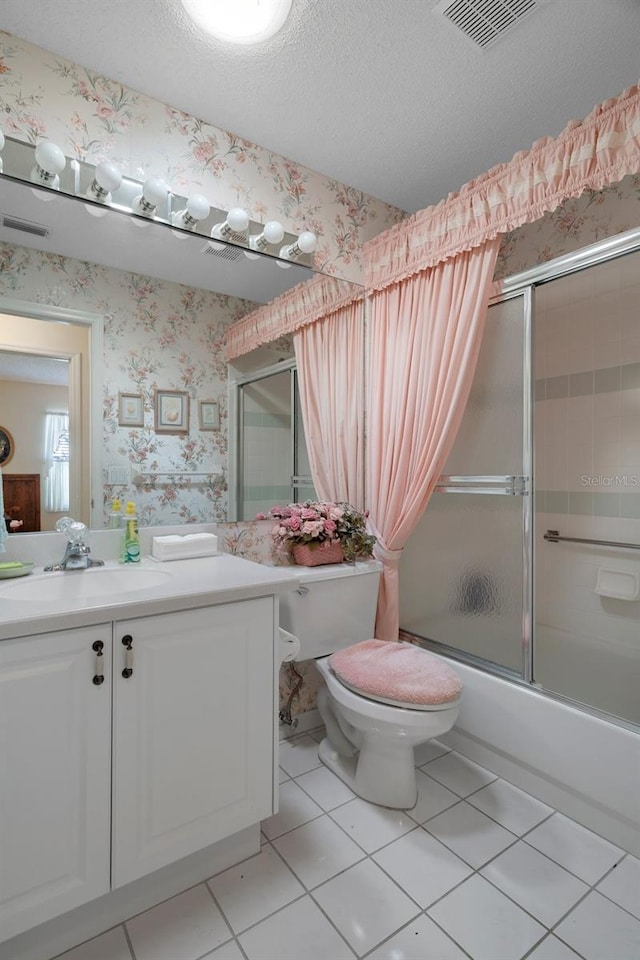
left=126, top=885, right=231, bottom=960
left=424, top=800, right=517, bottom=868
left=596, top=854, right=640, bottom=919
left=467, top=778, right=553, bottom=835
left=278, top=766, right=290, bottom=783
left=238, top=895, right=356, bottom=960
left=527, top=934, right=584, bottom=960
left=423, top=750, right=498, bottom=797
left=414, top=738, right=451, bottom=765
left=200, top=941, right=245, bottom=960
left=481, top=841, right=589, bottom=927
left=273, top=814, right=365, bottom=888
left=372, top=827, right=472, bottom=907
left=428, top=874, right=546, bottom=960
left=207, top=844, right=304, bottom=934
left=56, top=926, right=132, bottom=960
left=525, top=812, right=625, bottom=884
left=407, top=769, right=460, bottom=824
left=313, top=858, right=420, bottom=955
left=308, top=725, right=326, bottom=742
left=366, top=915, right=469, bottom=960
left=329, top=796, right=416, bottom=853
left=555, top=890, right=640, bottom=960
left=261, top=779, right=324, bottom=839
left=295, top=763, right=356, bottom=810
left=278, top=734, right=323, bottom=777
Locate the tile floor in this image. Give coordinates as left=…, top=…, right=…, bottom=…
left=56, top=729, right=639, bottom=960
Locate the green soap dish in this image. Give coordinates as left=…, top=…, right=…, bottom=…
left=0, top=561, right=35, bottom=579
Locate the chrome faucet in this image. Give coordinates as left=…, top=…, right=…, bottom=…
left=44, top=517, right=105, bottom=572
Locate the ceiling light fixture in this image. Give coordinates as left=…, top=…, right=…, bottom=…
left=181, top=0, right=292, bottom=45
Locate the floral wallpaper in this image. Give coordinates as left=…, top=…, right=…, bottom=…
left=0, top=240, right=255, bottom=525
left=0, top=31, right=406, bottom=283
left=494, top=173, right=640, bottom=279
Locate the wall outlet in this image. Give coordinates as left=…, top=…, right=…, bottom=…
left=107, top=465, right=129, bottom=485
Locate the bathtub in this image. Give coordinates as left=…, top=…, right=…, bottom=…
left=437, top=658, right=640, bottom=856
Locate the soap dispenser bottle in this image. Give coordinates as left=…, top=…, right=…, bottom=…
left=109, top=498, right=122, bottom=529
left=122, top=501, right=140, bottom=563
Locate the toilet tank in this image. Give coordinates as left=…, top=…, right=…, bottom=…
left=279, top=559, right=382, bottom=659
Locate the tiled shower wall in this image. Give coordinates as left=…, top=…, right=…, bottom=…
left=534, top=249, right=640, bottom=723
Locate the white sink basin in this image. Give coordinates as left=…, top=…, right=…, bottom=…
left=0, top=567, right=172, bottom=604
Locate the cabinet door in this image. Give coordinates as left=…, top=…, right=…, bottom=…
left=112, top=599, right=276, bottom=887
left=0, top=625, right=111, bottom=942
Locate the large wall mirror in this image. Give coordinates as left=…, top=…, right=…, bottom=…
left=0, top=152, right=364, bottom=534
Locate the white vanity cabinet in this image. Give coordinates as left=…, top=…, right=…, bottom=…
left=0, top=624, right=112, bottom=941
left=0, top=590, right=279, bottom=943
left=112, top=598, right=276, bottom=886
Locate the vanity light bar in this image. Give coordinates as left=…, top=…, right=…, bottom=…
left=0, top=135, right=315, bottom=267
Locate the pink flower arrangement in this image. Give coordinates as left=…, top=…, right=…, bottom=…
left=256, top=501, right=376, bottom=562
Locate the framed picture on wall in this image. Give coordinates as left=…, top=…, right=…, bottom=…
left=0, top=426, right=14, bottom=467
left=154, top=389, right=189, bottom=434
left=118, top=393, right=144, bottom=427
left=198, top=400, right=220, bottom=431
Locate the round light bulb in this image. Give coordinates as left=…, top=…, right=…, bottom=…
left=143, top=177, right=169, bottom=206
left=186, top=193, right=210, bottom=221
left=34, top=140, right=66, bottom=175
left=226, top=206, right=249, bottom=232
left=263, top=220, right=284, bottom=244
left=181, top=0, right=292, bottom=45
left=95, top=161, right=122, bottom=193
left=297, top=230, right=317, bottom=254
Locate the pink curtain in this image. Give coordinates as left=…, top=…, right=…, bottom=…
left=365, top=81, right=640, bottom=290
left=366, top=239, right=500, bottom=640
left=226, top=274, right=364, bottom=360
left=294, top=300, right=364, bottom=508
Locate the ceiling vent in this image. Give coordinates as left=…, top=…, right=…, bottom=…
left=433, top=0, right=546, bottom=49
left=200, top=241, right=245, bottom=262
left=1, top=214, right=50, bottom=238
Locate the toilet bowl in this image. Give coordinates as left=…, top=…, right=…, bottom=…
left=278, top=560, right=462, bottom=809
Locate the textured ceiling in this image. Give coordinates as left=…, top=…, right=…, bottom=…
left=1, top=0, right=639, bottom=213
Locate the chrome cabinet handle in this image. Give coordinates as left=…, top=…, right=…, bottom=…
left=92, top=639, right=104, bottom=685
left=121, top=634, right=133, bottom=678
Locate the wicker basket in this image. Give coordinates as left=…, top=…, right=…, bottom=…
left=292, top=540, right=344, bottom=567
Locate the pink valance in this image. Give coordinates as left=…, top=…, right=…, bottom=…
left=225, top=273, right=364, bottom=360
left=365, top=82, right=640, bottom=292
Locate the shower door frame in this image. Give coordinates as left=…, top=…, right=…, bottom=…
left=401, top=225, right=640, bottom=713
left=229, top=359, right=314, bottom=520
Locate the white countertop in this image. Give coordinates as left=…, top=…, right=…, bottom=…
left=0, top=555, right=300, bottom=641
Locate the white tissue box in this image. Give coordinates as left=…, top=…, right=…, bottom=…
left=152, top=532, right=219, bottom=561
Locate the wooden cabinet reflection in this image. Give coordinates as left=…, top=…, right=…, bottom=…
left=2, top=474, right=41, bottom=532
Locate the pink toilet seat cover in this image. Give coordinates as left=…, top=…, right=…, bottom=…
left=328, top=640, right=462, bottom=706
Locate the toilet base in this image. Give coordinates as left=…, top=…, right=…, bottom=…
left=318, top=735, right=418, bottom=809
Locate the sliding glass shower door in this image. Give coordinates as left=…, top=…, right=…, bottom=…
left=235, top=363, right=315, bottom=520
left=399, top=292, right=531, bottom=676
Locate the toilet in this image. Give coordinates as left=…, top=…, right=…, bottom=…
left=279, top=559, right=462, bottom=809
